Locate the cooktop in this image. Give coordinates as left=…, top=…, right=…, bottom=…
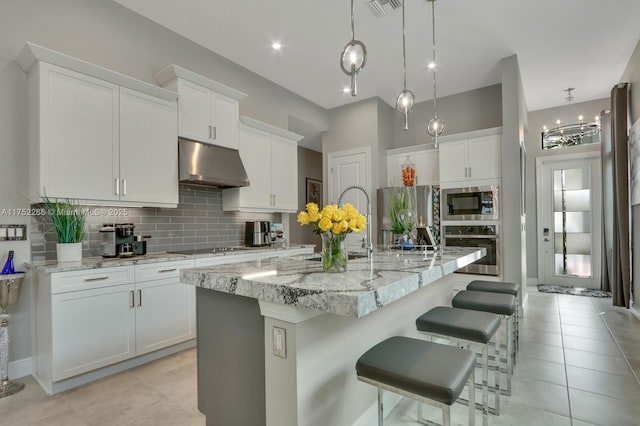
left=167, top=246, right=263, bottom=255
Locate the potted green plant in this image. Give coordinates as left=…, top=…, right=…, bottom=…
left=42, top=197, right=86, bottom=263
left=389, top=187, right=416, bottom=247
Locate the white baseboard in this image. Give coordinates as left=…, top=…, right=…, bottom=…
left=630, top=305, right=640, bottom=320
left=352, top=391, right=402, bottom=426
left=9, top=357, right=32, bottom=379
left=527, top=277, right=538, bottom=287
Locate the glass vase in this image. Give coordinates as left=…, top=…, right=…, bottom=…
left=321, top=233, right=348, bottom=273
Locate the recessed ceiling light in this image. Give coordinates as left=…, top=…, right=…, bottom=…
left=342, top=87, right=351, bottom=93
left=272, top=42, right=282, bottom=50
left=427, top=62, right=436, bottom=69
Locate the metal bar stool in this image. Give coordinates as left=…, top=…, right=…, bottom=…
left=452, top=290, right=516, bottom=396
left=356, top=336, right=479, bottom=426
left=467, top=280, right=521, bottom=358
left=416, top=306, right=502, bottom=424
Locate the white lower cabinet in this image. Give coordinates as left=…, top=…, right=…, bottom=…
left=51, top=283, right=136, bottom=381
left=134, top=261, right=196, bottom=356
left=35, top=260, right=195, bottom=392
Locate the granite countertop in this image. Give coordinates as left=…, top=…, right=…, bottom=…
left=27, top=245, right=315, bottom=274
left=181, top=247, right=485, bottom=318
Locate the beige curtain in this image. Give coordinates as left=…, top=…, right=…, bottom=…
left=602, top=83, right=631, bottom=307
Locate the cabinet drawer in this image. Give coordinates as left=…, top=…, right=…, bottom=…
left=51, top=266, right=134, bottom=294
left=135, top=259, right=195, bottom=282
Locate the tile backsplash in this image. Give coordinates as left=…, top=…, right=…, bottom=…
left=30, top=185, right=280, bottom=261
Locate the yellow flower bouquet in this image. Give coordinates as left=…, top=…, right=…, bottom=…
left=297, top=202, right=366, bottom=272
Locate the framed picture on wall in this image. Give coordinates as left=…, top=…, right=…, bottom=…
left=306, top=178, right=322, bottom=206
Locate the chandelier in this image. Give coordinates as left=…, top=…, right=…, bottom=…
left=542, top=88, right=601, bottom=150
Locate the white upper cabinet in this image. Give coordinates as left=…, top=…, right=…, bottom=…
left=439, top=134, right=501, bottom=187
left=39, top=64, right=120, bottom=202
left=119, top=87, right=178, bottom=205
left=17, top=43, right=179, bottom=207
left=386, top=147, right=439, bottom=187
left=154, top=65, right=246, bottom=149
left=223, top=116, right=302, bottom=212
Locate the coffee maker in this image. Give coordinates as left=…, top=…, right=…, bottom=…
left=244, top=221, right=271, bottom=247
left=100, top=223, right=136, bottom=257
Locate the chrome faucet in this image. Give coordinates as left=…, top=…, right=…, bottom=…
left=337, top=185, right=373, bottom=258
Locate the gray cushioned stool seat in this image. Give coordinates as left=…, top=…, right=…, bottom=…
left=452, top=290, right=516, bottom=316
left=467, top=280, right=519, bottom=297
left=416, top=306, right=501, bottom=344
left=356, top=336, right=476, bottom=405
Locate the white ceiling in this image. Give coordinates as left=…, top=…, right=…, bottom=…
left=114, top=0, right=640, bottom=112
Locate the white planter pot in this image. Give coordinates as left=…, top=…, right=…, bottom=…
left=56, top=242, right=83, bottom=263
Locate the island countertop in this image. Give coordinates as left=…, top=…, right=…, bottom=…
left=181, top=247, right=485, bottom=318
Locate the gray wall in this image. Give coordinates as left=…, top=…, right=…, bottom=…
left=31, top=186, right=280, bottom=260
left=524, top=98, right=609, bottom=281
left=0, top=0, right=328, bottom=363
left=289, top=147, right=323, bottom=250
left=393, top=84, right=503, bottom=149
left=500, top=55, right=527, bottom=298
left=620, top=37, right=640, bottom=308
left=322, top=97, right=396, bottom=244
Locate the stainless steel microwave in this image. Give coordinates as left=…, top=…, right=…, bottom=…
left=442, top=186, right=499, bottom=221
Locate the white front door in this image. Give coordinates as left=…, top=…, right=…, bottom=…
left=536, top=153, right=602, bottom=289
left=327, top=148, right=371, bottom=250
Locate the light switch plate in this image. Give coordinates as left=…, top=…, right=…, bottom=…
left=273, top=326, right=286, bottom=358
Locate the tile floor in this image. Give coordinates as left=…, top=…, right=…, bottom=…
left=387, top=289, right=640, bottom=426
left=1, top=288, right=639, bottom=425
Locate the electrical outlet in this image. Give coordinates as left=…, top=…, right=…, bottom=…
left=273, top=326, right=286, bottom=358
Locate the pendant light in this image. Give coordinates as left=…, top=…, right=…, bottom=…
left=340, top=0, right=367, bottom=97
left=395, top=0, right=415, bottom=130
left=426, top=0, right=444, bottom=147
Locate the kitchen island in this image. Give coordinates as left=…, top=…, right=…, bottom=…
left=181, top=247, right=485, bottom=426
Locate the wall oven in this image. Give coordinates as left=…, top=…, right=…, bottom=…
left=442, top=186, right=499, bottom=221
left=443, top=225, right=499, bottom=276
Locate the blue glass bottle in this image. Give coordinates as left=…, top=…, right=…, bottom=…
left=1, top=250, right=15, bottom=275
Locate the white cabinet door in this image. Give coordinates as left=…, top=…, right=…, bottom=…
left=467, top=135, right=501, bottom=180
left=135, top=278, right=196, bottom=356
left=177, top=79, right=212, bottom=143
left=212, top=93, right=239, bottom=149
left=119, top=87, right=178, bottom=205
left=271, top=134, right=298, bottom=211
left=43, top=64, right=119, bottom=201
left=414, top=150, right=439, bottom=185
left=237, top=126, right=272, bottom=208
left=52, top=284, right=135, bottom=381
left=439, top=140, right=468, bottom=183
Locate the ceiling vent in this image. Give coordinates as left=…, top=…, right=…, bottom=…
left=368, top=0, right=401, bottom=16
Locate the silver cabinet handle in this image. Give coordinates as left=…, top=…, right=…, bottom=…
left=159, top=268, right=177, bottom=273
left=468, top=166, right=471, bottom=177
left=213, top=126, right=217, bottom=140
left=84, top=276, right=108, bottom=282
left=129, top=290, right=134, bottom=308
left=208, top=125, right=212, bottom=139
left=464, top=167, right=467, bottom=178
left=137, top=289, right=142, bottom=307
left=122, top=179, right=127, bottom=196
left=115, top=178, right=119, bottom=196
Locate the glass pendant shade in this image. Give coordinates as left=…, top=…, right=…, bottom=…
left=396, top=89, right=415, bottom=130
left=427, top=116, right=445, bottom=136
left=340, top=0, right=367, bottom=97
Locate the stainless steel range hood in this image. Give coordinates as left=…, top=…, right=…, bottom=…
left=178, top=138, right=250, bottom=188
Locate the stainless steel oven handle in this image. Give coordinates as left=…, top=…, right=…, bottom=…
left=444, top=235, right=498, bottom=239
